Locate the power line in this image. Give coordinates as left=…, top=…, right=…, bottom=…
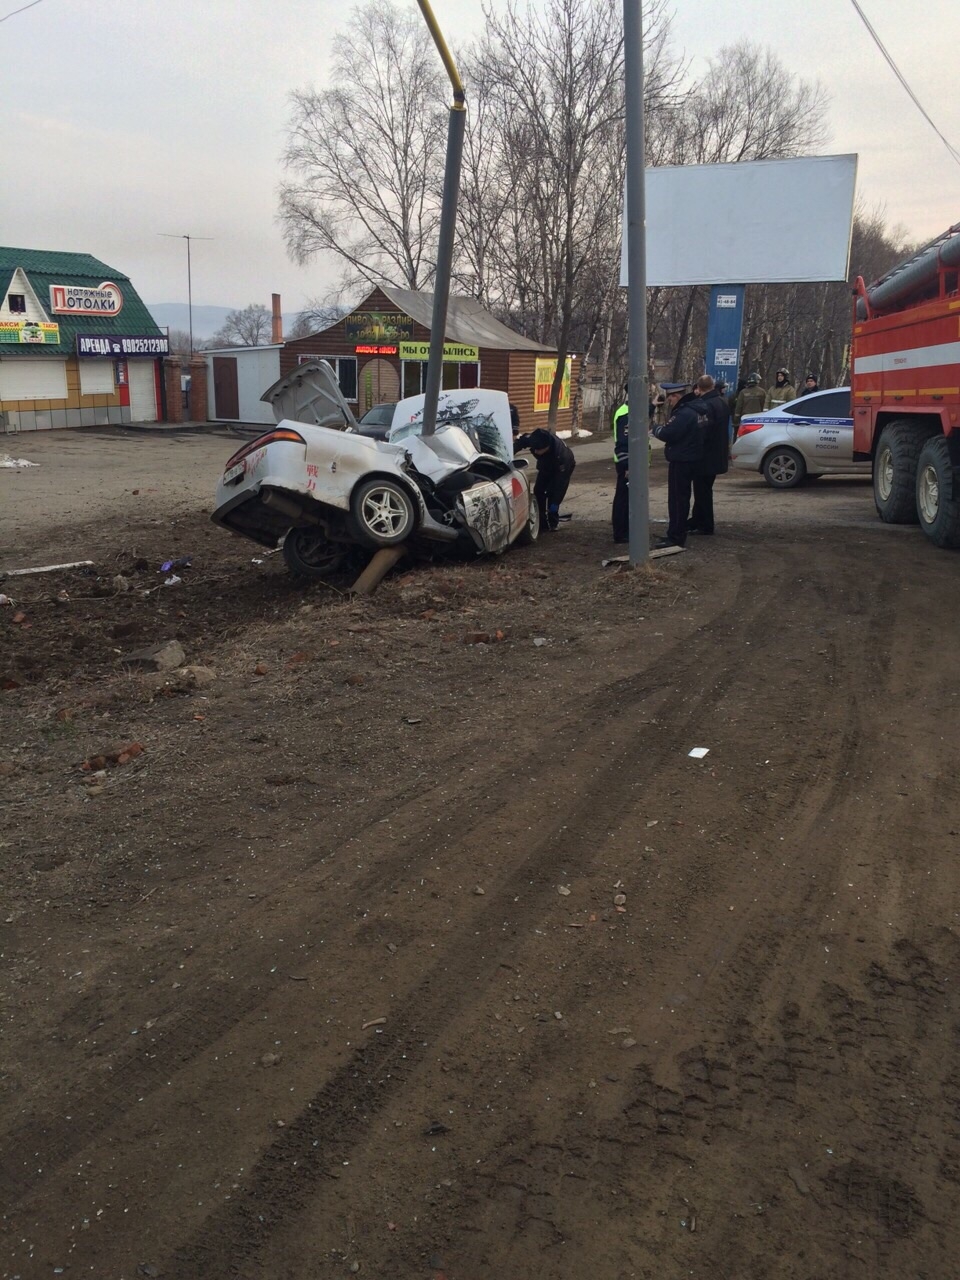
left=848, top=0, right=960, bottom=169
left=0, top=0, right=44, bottom=23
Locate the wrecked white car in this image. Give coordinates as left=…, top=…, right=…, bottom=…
left=211, top=360, right=539, bottom=578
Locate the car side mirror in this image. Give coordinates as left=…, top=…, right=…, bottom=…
left=513, top=456, right=529, bottom=469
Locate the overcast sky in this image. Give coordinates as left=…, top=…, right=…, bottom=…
left=3, top=0, right=959, bottom=314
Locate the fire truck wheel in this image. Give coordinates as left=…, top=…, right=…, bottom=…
left=874, top=421, right=926, bottom=524
left=916, top=436, right=960, bottom=548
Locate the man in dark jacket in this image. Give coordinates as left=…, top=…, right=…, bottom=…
left=651, top=381, right=706, bottom=548
left=611, top=407, right=629, bottom=543
left=514, top=426, right=576, bottom=530
left=688, top=374, right=730, bottom=536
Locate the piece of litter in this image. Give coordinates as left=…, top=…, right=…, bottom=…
left=251, top=558, right=264, bottom=565
left=160, top=556, right=192, bottom=573
left=688, top=747, right=710, bottom=759
left=0, top=454, right=39, bottom=469
left=557, top=885, right=571, bottom=896
left=532, top=637, right=548, bottom=647
left=361, top=1016, right=387, bottom=1030
left=163, top=574, right=182, bottom=587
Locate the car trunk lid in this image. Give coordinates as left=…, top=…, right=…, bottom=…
left=260, top=359, right=359, bottom=431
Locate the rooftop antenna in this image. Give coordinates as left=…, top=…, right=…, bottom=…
left=158, top=233, right=214, bottom=355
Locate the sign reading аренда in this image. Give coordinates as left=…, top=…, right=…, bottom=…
left=50, top=281, right=124, bottom=316
left=76, top=333, right=169, bottom=357
left=399, top=341, right=478, bottom=363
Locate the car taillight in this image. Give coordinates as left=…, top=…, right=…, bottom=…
left=737, top=420, right=766, bottom=436
left=223, top=428, right=306, bottom=469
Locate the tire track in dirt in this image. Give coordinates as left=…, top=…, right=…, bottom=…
left=155, top=539, right=870, bottom=1277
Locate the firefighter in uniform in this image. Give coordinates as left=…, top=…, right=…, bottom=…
left=765, top=367, right=796, bottom=409
left=733, top=372, right=766, bottom=436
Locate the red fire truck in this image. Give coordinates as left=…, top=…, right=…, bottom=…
left=853, top=223, right=960, bottom=547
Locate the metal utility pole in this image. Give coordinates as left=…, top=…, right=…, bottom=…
left=415, top=0, right=466, bottom=436
left=623, top=0, right=650, bottom=563
left=159, top=233, right=213, bottom=355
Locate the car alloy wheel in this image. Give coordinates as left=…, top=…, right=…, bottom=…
left=350, top=477, right=416, bottom=546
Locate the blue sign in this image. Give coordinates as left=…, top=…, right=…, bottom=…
left=704, top=285, right=745, bottom=391
left=76, top=333, right=169, bottom=358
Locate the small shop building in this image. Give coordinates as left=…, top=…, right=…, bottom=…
left=271, top=285, right=579, bottom=432
left=0, top=247, right=169, bottom=431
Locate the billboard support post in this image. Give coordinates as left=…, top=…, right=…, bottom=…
left=704, top=285, right=746, bottom=392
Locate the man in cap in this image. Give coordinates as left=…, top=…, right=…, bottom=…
left=687, top=374, right=730, bottom=536
left=765, top=367, right=795, bottom=409
left=514, top=426, right=576, bottom=531
left=733, top=372, right=766, bottom=436
left=803, top=373, right=819, bottom=396
left=650, top=380, right=707, bottom=549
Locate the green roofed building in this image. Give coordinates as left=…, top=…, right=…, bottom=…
left=0, top=246, right=168, bottom=429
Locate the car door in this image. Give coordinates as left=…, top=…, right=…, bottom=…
left=806, top=390, right=858, bottom=470
left=782, top=389, right=855, bottom=471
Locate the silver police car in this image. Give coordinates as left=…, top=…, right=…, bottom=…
left=730, top=387, right=869, bottom=488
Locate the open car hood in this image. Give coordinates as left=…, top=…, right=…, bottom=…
left=260, top=359, right=359, bottom=431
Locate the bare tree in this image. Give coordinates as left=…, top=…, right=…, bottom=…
left=208, top=304, right=272, bottom=348
left=465, top=0, right=678, bottom=428
left=279, top=2, right=446, bottom=292
left=166, top=328, right=193, bottom=355
left=286, top=300, right=347, bottom=340
left=647, top=41, right=831, bottom=381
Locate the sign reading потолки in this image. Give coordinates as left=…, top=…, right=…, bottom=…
left=399, top=341, right=478, bottom=363
left=49, top=281, right=124, bottom=315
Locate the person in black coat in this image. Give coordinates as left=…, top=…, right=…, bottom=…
left=688, top=374, right=730, bottom=535
left=514, top=426, right=576, bottom=530
left=611, top=408, right=629, bottom=543
left=651, top=381, right=706, bottom=548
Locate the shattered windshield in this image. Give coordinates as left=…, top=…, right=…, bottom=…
left=390, top=397, right=511, bottom=464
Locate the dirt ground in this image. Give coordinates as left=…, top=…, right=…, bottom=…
left=2, top=427, right=960, bottom=1279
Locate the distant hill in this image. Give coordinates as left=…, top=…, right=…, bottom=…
left=147, top=303, right=300, bottom=340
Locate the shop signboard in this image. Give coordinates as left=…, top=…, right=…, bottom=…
left=76, top=333, right=169, bottom=357
left=399, top=341, right=479, bottom=363
left=355, top=343, right=399, bottom=356
left=534, top=356, right=572, bottom=411
left=345, top=311, right=414, bottom=343
left=50, top=281, right=123, bottom=315
left=0, top=320, right=60, bottom=344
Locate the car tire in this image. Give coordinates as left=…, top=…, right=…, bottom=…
left=282, top=527, right=348, bottom=578
left=874, top=420, right=931, bottom=524
left=515, top=487, right=540, bottom=545
left=762, top=446, right=806, bottom=489
left=350, top=477, right=417, bottom=547
left=916, top=436, right=960, bottom=548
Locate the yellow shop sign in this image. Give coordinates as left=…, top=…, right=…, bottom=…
left=399, top=341, right=479, bottom=363
left=534, top=356, right=572, bottom=412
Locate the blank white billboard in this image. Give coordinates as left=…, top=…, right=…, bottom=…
left=621, top=154, right=858, bottom=287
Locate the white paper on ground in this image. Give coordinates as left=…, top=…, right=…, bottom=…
left=688, top=747, right=710, bottom=759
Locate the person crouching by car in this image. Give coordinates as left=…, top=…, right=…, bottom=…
left=514, top=426, right=576, bottom=530
left=651, top=381, right=706, bottom=549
